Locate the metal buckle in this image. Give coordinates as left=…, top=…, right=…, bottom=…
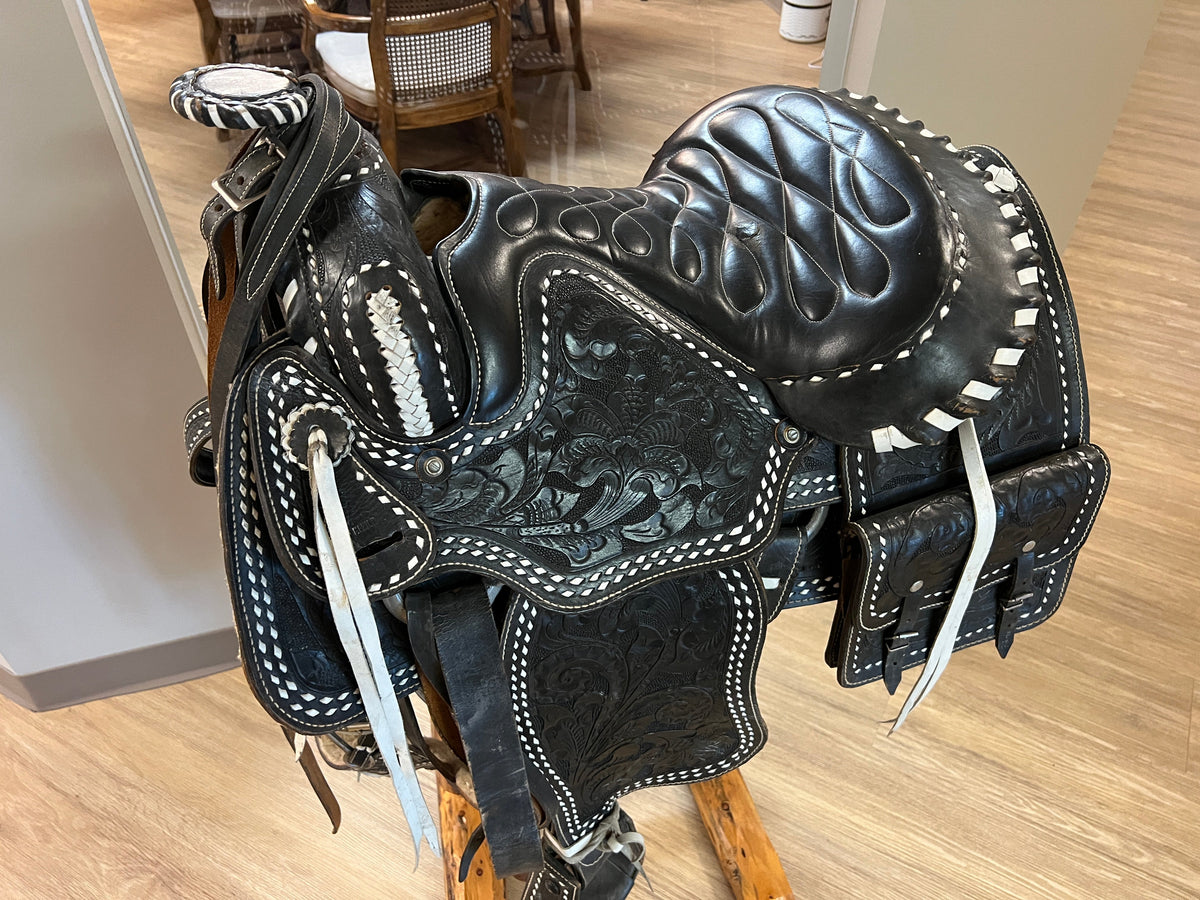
left=210, top=144, right=283, bottom=212
left=211, top=171, right=274, bottom=212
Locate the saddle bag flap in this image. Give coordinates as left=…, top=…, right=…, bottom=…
left=829, top=443, right=1110, bottom=689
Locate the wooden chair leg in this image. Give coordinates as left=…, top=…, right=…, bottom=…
left=438, top=773, right=507, bottom=900
left=541, top=0, right=562, bottom=53
left=690, top=770, right=795, bottom=900
left=564, top=0, right=590, bottom=91
left=491, top=94, right=525, bottom=177
left=191, top=1, right=221, bottom=66
left=378, top=126, right=401, bottom=175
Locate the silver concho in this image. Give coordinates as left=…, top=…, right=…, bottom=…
left=282, top=403, right=355, bottom=469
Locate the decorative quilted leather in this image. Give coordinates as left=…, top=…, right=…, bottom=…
left=405, top=87, right=1043, bottom=448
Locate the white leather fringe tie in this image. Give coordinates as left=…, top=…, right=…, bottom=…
left=306, top=428, right=441, bottom=861
left=891, top=418, right=998, bottom=731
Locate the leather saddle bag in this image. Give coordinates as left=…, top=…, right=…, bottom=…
left=829, top=443, right=1110, bottom=692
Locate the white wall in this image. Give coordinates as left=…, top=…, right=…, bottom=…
left=825, top=0, right=1162, bottom=243
left=821, top=0, right=886, bottom=94
left=0, top=3, right=230, bottom=677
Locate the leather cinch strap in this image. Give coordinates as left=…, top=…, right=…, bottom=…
left=413, top=584, right=544, bottom=879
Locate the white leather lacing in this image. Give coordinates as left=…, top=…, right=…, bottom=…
left=307, top=429, right=441, bottom=860
left=891, top=418, right=997, bottom=731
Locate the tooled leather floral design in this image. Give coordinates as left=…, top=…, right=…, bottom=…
left=869, top=448, right=1097, bottom=621
left=509, top=569, right=764, bottom=838
left=421, top=283, right=775, bottom=570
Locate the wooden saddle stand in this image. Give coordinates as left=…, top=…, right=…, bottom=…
left=438, top=767, right=792, bottom=900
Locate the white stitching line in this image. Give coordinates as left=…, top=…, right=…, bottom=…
left=250, top=90, right=355, bottom=299
left=224, top=376, right=416, bottom=729
left=252, top=347, right=796, bottom=607
left=987, top=147, right=1079, bottom=449
left=252, top=362, right=435, bottom=596
left=437, top=173, right=523, bottom=426
left=768, top=91, right=971, bottom=385
left=429, top=442, right=791, bottom=611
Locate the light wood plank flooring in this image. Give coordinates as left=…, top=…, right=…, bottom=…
left=2, top=1, right=1196, bottom=897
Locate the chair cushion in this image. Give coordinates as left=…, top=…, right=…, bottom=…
left=315, top=32, right=378, bottom=108
left=210, top=0, right=300, bottom=18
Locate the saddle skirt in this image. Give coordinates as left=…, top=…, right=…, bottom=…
left=173, top=63, right=1109, bottom=898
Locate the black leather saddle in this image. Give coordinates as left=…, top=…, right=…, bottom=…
left=173, top=64, right=1109, bottom=899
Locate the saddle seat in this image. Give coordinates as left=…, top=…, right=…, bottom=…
left=405, top=86, right=1042, bottom=452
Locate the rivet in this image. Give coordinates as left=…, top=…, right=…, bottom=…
left=776, top=422, right=805, bottom=447
left=1022, top=540, right=1036, bottom=553
left=416, top=449, right=451, bottom=484
left=909, top=580, right=924, bottom=592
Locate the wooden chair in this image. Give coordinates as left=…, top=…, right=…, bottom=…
left=512, top=0, right=589, bottom=91
left=191, top=0, right=308, bottom=71
left=301, top=0, right=525, bottom=175
left=191, top=0, right=309, bottom=140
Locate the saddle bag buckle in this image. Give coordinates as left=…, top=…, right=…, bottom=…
left=995, top=544, right=1036, bottom=658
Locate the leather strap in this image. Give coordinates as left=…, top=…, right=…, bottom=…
left=996, top=548, right=1035, bottom=658
left=183, top=397, right=214, bottom=487
left=883, top=590, right=924, bottom=695
left=306, top=430, right=440, bottom=858
left=892, top=419, right=998, bottom=730
left=405, top=590, right=451, bottom=706
left=426, top=582, right=543, bottom=879
left=200, top=137, right=284, bottom=303
left=280, top=726, right=342, bottom=833
left=208, top=75, right=361, bottom=430
left=203, top=225, right=239, bottom=389
left=457, top=825, right=489, bottom=884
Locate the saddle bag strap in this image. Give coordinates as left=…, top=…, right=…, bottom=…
left=419, top=582, right=544, bottom=879
left=996, top=548, right=1035, bottom=658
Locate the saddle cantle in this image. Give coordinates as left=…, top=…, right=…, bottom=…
left=173, top=63, right=1108, bottom=898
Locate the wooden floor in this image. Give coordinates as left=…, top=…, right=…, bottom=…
left=3, top=0, right=1196, bottom=897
